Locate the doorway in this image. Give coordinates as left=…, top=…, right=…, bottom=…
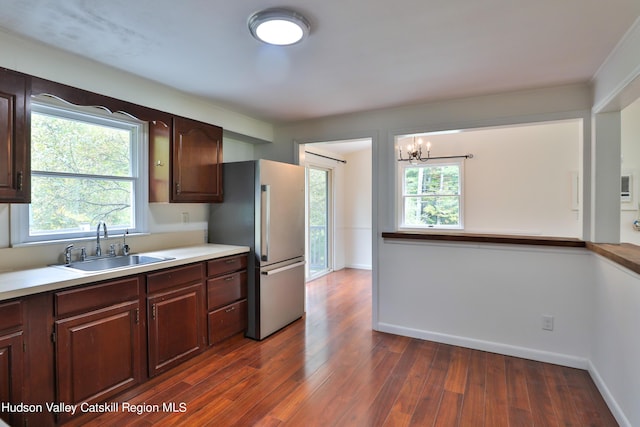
left=300, top=138, right=373, bottom=282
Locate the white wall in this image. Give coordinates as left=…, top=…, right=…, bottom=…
left=591, top=255, right=640, bottom=427
left=413, top=121, right=582, bottom=236
left=379, top=240, right=593, bottom=367
left=620, top=97, right=640, bottom=243
left=343, top=148, right=373, bottom=269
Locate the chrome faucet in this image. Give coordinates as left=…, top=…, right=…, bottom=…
left=64, top=244, right=74, bottom=264
left=95, top=221, right=108, bottom=256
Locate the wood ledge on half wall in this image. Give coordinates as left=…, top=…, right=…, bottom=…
left=381, top=231, right=640, bottom=276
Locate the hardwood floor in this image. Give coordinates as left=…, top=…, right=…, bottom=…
left=63, top=268, right=617, bottom=426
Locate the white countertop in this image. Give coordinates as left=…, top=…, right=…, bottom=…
left=0, top=244, right=250, bottom=301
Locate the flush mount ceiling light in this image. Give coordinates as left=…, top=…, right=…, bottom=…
left=248, top=8, right=310, bottom=46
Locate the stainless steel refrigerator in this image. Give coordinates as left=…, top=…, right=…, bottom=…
left=208, top=159, right=305, bottom=340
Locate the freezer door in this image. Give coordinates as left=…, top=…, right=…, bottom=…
left=258, top=160, right=305, bottom=264
left=259, top=258, right=305, bottom=339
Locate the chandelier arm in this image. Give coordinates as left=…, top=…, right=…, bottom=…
left=397, top=154, right=473, bottom=162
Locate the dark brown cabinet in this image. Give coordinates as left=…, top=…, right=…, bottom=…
left=1, top=253, right=248, bottom=426
left=172, top=117, right=223, bottom=203
left=147, top=263, right=206, bottom=376
left=0, top=300, right=24, bottom=427
left=54, top=277, right=144, bottom=421
left=206, top=254, right=248, bottom=345
left=149, top=116, right=223, bottom=203
left=0, top=68, right=30, bottom=203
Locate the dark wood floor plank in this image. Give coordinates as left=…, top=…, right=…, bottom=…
left=524, top=360, right=560, bottom=427
left=408, top=344, right=452, bottom=426
left=444, top=345, right=471, bottom=394
left=359, top=338, right=423, bottom=425
left=459, top=349, right=487, bottom=427
left=505, top=356, right=534, bottom=426
left=333, top=346, right=405, bottom=425
left=61, top=269, right=618, bottom=427
left=484, top=352, right=509, bottom=427
left=543, top=363, right=585, bottom=427
left=434, top=390, right=463, bottom=427
left=562, top=367, right=619, bottom=427
left=382, top=340, right=438, bottom=427
left=284, top=340, right=390, bottom=425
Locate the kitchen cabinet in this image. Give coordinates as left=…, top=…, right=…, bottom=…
left=0, top=249, right=248, bottom=426
left=0, top=300, right=24, bottom=427
left=206, top=254, right=248, bottom=344
left=54, top=277, right=144, bottom=420
left=149, top=116, right=223, bottom=203
left=0, top=68, right=30, bottom=203
left=147, top=263, right=206, bottom=376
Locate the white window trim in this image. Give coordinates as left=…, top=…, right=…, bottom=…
left=397, top=158, right=465, bottom=231
left=10, top=95, right=149, bottom=245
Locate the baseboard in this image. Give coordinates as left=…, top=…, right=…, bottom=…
left=345, top=263, right=372, bottom=270
left=587, top=360, right=632, bottom=427
left=376, top=322, right=588, bottom=369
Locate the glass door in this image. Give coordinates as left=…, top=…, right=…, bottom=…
left=307, top=166, right=331, bottom=279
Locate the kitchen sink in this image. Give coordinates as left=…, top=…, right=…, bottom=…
left=62, top=255, right=175, bottom=272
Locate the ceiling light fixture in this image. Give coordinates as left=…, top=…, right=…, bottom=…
left=248, top=8, right=310, bottom=46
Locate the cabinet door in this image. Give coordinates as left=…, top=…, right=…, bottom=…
left=55, top=301, right=142, bottom=414
left=172, top=116, right=223, bottom=203
left=0, top=331, right=24, bottom=427
left=0, top=68, right=30, bottom=203
left=147, top=282, right=206, bottom=376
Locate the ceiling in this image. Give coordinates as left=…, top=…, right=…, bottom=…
left=1, top=1, right=639, bottom=124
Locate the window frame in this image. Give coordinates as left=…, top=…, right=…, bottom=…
left=397, top=158, right=465, bottom=231
left=10, top=96, right=148, bottom=245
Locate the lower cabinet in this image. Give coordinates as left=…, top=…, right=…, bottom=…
left=54, top=277, right=143, bottom=422
left=0, top=300, right=24, bottom=427
left=147, top=263, right=206, bottom=377
left=4, top=252, right=248, bottom=426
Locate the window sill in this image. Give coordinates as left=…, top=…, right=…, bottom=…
left=381, top=231, right=586, bottom=248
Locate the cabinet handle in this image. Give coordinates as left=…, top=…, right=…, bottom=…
left=225, top=306, right=236, bottom=313
left=176, top=182, right=181, bottom=194
left=17, top=171, right=23, bottom=191
left=135, top=308, right=140, bottom=324
left=224, top=276, right=235, bottom=282
left=224, top=259, right=236, bottom=264
left=151, top=304, right=157, bottom=320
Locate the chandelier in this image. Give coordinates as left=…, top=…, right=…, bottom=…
left=398, top=137, right=473, bottom=165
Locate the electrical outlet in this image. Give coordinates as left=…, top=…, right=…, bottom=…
left=542, top=314, right=554, bottom=331
left=181, top=212, right=189, bottom=224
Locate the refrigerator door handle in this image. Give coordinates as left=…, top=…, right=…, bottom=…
left=261, top=184, right=271, bottom=261
left=261, top=260, right=306, bottom=276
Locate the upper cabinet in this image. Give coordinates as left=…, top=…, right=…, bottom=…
left=30, top=76, right=224, bottom=204
left=150, top=116, right=223, bottom=203
left=0, top=69, right=30, bottom=203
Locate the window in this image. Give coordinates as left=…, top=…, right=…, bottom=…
left=11, top=97, right=148, bottom=244
left=398, top=160, right=464, bottom=229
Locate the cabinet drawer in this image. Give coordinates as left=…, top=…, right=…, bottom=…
left=56, top=277, right=140, bottom=318
left=208, top=300, right=247, bottom=345
left=0, top=300, right=22, bottom=331
left=207, top=271, right=247, bottom=310
left=147, top=263, right=204, bottom=294
left=207, top=255, right=247, bottom=277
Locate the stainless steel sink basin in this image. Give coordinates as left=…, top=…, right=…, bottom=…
left=63, top=255, right=175, bottom=272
